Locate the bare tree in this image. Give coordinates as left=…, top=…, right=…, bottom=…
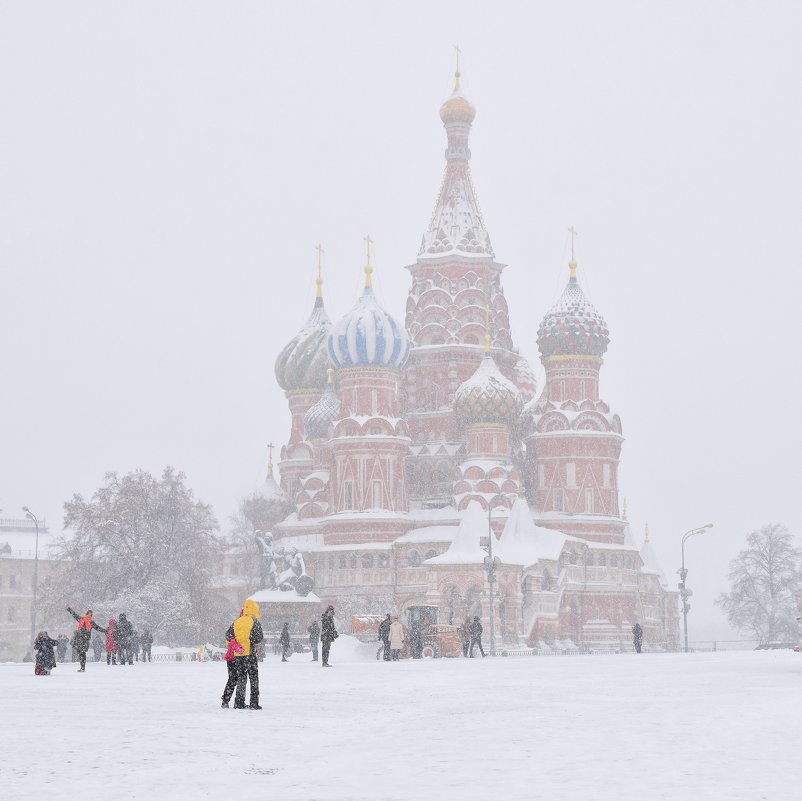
left=716, top=524, right=802, bottom=644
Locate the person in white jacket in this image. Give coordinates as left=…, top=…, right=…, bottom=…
left=389, top=616, right=405, bottom=661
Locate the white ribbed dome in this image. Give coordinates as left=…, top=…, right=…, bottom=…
left=328, top=280, right=410, bottom=371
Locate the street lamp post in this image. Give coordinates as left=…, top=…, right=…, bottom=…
left=677, top=523, right=713, bottom=652
left=22, top=507, right=40, bottom=651
left=483, top=501, right=502, bottom=655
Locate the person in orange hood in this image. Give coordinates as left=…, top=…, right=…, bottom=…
left=223, top=599, right=263, bottom=710
left=66, top=606, right=107, bottom=672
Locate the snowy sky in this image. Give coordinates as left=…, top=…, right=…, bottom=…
left=2, top=1, right=801, bottom=639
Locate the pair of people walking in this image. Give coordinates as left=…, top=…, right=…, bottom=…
left=222, top=599, right=264, bottom=710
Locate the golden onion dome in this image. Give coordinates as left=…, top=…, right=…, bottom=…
left=454, top=352, right=523, bottom=426
left=440, top=71, right=476, bottom=124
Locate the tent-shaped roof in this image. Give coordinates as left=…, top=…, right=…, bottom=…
left=426, top=501, right=488, bottom=565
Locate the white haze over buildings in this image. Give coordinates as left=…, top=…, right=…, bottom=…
left=2, top=2, right=800, bottom=640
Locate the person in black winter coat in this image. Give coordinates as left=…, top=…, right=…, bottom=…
left=320, top=605, right=338, bottom=667
left=308, top=620, right=320, bottom=662
left=34, top=632, right=58, bottom=675
left=140, top=629, right=153, bottom=662
left=91, top=632, right=103, bottom=662
left=116, top=613, right=134, bottom=665
left=632, top=622, right=644, bottom=654
left=56, top=634, right=68, bottom=663
left=66, top=606, right=108, bottom=672
left=279, top=623, right=291, bottom=662
left=378, top=614, right=391, bottom=661
left=130, top=630, right=140, bottom=662
left=469, top=616, right=485, bottom=657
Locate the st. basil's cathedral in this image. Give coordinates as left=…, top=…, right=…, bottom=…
left=267, top=70, right=679, bottom=650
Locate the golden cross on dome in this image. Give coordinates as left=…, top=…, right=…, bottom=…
left=267, top=442, right=274, bottom=478
left=315, top=244, right=325, bottom=298
left=363, top=234, right=374, bottom=287
left=453, top=44, right=462, bottom=91
left=568, top=225, right=578, bottom=278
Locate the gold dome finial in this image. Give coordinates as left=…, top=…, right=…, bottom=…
left=315, top=243, right=325, bottom=299
left=453, top=44, right=462, bottom=92
left=326, top=366, right=334, bottom=385
left=363, top=234, right=374, bottom=288
left=267, top=442, right=274, bottom=479
left=568, top=225, right=578, bottom=279
left=484, top=304, right=492, bottom=353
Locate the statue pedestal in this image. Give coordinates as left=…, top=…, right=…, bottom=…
left=248, top=589, right=322, bottom=653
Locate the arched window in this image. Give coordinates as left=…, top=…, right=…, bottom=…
left=338, top=555, right=347, bottom=569
left=349, top=554, right=357, bottom=570
left=610, top=554, right=618, bottom=568
left=378, top=554, right=390, bottom=569
left=569, top=550, right=578, bottom=565
left=407, top=550, right=421, bottom=567
left=361, top=554, right=374, bottom=569
left=598, top=553, right=606, bottom=567
left=586, top=552, right=594, bottom=567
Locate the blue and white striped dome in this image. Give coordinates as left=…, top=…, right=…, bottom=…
left=328, top=277, right=410, bottom=371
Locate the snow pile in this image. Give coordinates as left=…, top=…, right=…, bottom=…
left=327, top=634, right=376, bottom=662
left=426, top=501, right=487, bottom=564
left=496, top=497, right=566, bottom=565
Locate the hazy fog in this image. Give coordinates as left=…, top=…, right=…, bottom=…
left=2, top=1, right=801, bottom=639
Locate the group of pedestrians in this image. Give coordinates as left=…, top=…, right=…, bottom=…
left=30, top=606, right=154, bottom=675
left=220, top=602, right=339, bottom=709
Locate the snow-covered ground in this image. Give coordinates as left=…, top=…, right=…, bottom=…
left=2, top=648, right=800, bottom=800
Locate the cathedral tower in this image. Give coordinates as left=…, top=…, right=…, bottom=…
left=524, top=247, right=624, bottom=543
left=324, top=251, right=412, bottom=545
left=403, top=69, right=535, bottom=505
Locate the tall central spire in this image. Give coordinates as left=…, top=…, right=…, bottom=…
left=418, top=61, right=494, bottom=259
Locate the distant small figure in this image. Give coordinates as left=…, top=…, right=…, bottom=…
left=34, top=631, right=58, bottom=675
left=632, top=622, right=643, bottom=654
left=279, top=623, right=291, bottom=662
left=91, top=632, right=103, bottom=663
left=66, top=606, right=108, bottom=672
left=320, top=605, right=338, bottom=667
left=389, top=615, right=404, bottom=661
left=460, top=618, right=471, bottom=658
left=469, top=616, right=485, bottom=658
left=378, top=613, right=391, bottom=662
left=56, top=634, right=68, bottom=663
left=140, top=629, right=153, bottom=662
left=308, top=619, right=320, bottom=662
left=410, top=622, right=423, bottom=659
left=131, top=630, right=141, bottom=662
left=106, top=618, right=119, bottom=665
left=117, top=613, right=134, bottom=665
